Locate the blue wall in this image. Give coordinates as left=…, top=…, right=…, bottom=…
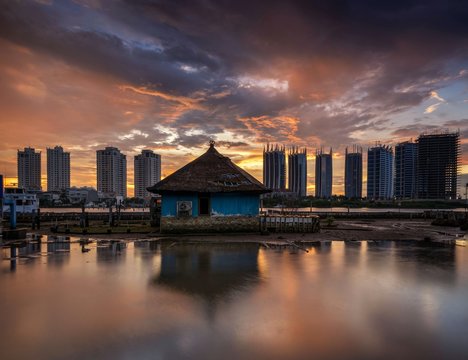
left=161, top=193, right=199, bottom=217
left=211, top=193, right=259, bottom=216
left=161, top=192, right=260, bottom=217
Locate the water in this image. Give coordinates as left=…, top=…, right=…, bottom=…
left=1, top=239, right=468, bottom=360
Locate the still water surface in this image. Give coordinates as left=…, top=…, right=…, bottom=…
left=1, top=239, right=468, bottom=360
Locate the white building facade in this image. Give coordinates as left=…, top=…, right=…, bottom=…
left=134, top=150, right=161, bottom=199
left=47, top=146, right=70, bottom=191
left=17, top=147, right=42, bottom=191
left=96, top=147, right=127, bottom=198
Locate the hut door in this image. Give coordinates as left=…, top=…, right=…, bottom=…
left=198, top=193, right=211, bottom=215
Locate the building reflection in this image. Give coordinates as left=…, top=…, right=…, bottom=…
left=152, top=243, right=260, bottom=305
left=47, top=241, right=70, bottom=252
left=134, top=240, right=160, bottom=262
left=18, top=241, right=42, bottom=257
left=46, top=240, right=71, bottom=267
left=96, top=241, right=127, bottom=263
left=344, top=240, right=362, bottom=267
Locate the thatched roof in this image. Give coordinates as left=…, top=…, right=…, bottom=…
left=147, top=142, right=269, bottom=194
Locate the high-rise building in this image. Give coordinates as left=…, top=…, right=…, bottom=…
left=367, top=145, right=393, bottom=200
left=417, top=132, right=459, bottom=199
left=263, top=144, right=286, bottom=191
left=96, top=147, right=127, bottom=198
left=315, top=148, right=333, bottom=198
left=47, top=146, right=70, bottom=192
left=344, top=146, right=362, bottom=199
left=288, top=147, right=307, bottom=197
left=17, top=147, right=41, bottom=191
left=394, top=141, right=418, bottom=199
left=134, top=150, right=161, bottom=199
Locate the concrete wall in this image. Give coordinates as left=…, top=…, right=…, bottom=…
left=160, top=215, right=259, bottom=234
left=161, top=192, right=260, bottom=217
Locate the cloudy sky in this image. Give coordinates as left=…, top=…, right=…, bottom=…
left=0, top=0, right=467, bottom=196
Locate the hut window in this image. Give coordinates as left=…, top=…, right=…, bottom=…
left=199, top=194, right=211, bottom=216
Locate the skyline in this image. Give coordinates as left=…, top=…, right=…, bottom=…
left=1, top=1, right=468, bottom=196
left=6, top=131, right=463, bottom=197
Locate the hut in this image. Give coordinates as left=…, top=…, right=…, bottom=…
left=147, top=141, right=270, bottom=233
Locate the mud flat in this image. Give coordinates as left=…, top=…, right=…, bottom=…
left=27, top=219, right=464, bottom=245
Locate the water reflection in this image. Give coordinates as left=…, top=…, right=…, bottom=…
left=96, top=241, right=127, bottom=263
left=393, top=241, right=456, bottom=286
left=18, top=241, right=41, bottom=257
left=153, top=243, right=260, bottom=304
left=0, top=239, right=467, bottom=360
left=46, top=240, right=71, bottom=267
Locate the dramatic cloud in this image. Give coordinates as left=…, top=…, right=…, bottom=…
left=0, top=0, right=467, bottom=194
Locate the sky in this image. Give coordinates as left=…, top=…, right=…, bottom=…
left=0, top=0, right=467, bottom=196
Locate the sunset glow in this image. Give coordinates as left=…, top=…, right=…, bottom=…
left=0, top=1, right=467, bottom=196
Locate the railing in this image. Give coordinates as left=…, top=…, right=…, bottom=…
left=260, top=214, right=320, bottom=233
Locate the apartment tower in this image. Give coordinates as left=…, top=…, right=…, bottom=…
left=17, top=147, right=42, bottom=191
left=47, top=146, right=70, bottom=191
left=96, top=147, right=127, bottom=198
left=134, top=150, right=161, bottom=199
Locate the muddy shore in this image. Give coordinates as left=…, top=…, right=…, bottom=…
left=30, top=219, right=465, bottom=244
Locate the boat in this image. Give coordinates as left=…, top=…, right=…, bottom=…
left=2, top=188, right=39, bottom=213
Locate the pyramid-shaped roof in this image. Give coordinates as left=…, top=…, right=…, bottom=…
left=147, top=142, right=269, bottom=194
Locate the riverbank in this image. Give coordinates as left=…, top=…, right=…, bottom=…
left=26, top=219, right=465, bottom=244
left=154, top=219, right=462, bottom=244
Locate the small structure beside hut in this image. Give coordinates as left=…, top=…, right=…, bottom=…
left=147, top=141, right=270, bottom=233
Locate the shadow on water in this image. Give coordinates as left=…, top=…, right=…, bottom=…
left=151, top=242, right=261, bottom=311
left=393, top=241, right=456, bottom=285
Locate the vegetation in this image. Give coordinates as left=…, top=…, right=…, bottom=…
left=262, top=195, right=467, bottom=209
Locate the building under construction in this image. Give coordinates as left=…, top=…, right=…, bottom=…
left=367, top=144, right=393, bottom=200
left=345, top=146, right=363, bottom=199
left=394, top=141, right=418, bottom=199
left=288, top=147, right=307, bottom=197
left=417, top=131, right=460, bottom=199
left=315, top=148, right=333, bottom=198
left=263, top=144, right=286, bottom=191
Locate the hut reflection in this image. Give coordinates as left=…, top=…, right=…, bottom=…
left=152, top=243, right=260, bottom=304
